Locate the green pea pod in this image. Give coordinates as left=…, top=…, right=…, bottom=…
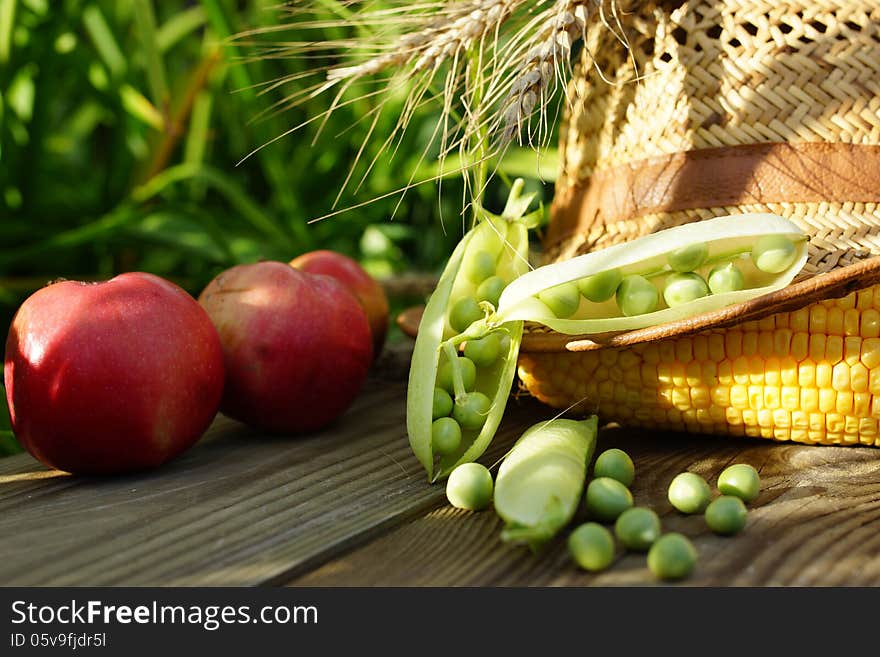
left=494, top=213, right=808, bottom=335
left=407, top=180, right=536, bottom=481
left=495, top=416, right=598, bottom=551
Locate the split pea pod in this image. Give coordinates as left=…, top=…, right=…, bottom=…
left=492, top=214, right=808, bottom=335
left=406, top=180, right=538, bottom=481
left=495, top=416, right=598, bottom=550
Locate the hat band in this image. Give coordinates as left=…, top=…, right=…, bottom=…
left=548, top=142, right=880, bottom=249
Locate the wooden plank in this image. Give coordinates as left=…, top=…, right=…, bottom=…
left=289, top=427, right=880, bottom=586
left=0, top=378, right=542, bottom=586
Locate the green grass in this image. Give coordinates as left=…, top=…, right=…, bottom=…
left=0, top=0, right=556, bottom=456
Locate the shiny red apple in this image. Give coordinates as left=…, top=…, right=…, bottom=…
left=290, top=250, right=389, bottom=356
left=198, top=261, right=373, bottom=433
left=4, top=273, right=225, bottom=474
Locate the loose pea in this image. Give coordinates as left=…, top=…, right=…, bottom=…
left=663, top=272, right=709, bottom=308
left=717, top=463, right=761, bottom=503
left=537, top=282, right=581, bottom=319
left=704, top=495, right=748, bottom=535
left=568, top=523, right=615, bottom=572
left=476, top=275, right=507, bottom=307
left=707, top=261, right=745, bottom=294
left=437, top=356, right=476, bottom=393
left=432, top=387, right=453, bottom=419
left=668, top=242, right=708, bottom=272
left=464, top=250, right=497, bottom=284
left=585, top=477, right=633, bottom=522
left=647, top=533, right=697, bottom=581
left=431, top=417, right=462, bottom=455
left=464, top=333, right=501, bottom=367
left=667, top=472, right=712, bottom=514
left=751, top=234, right=797, bottom=273
left=593, top=448, right=635, bottom=487
left=449, top=297, right=484, bottom=333
left=452, top=391, right=492, bottom=430
left=616, top=275, right=659, bottom=317
left=446, top=462, right=494, bottom=511
left=614, top=507, right=661, bottom=551
left=578, top=269, right=622, bottom=303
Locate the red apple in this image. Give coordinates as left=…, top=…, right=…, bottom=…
left=290, top=250, right=389, bottom=356
left=198, top=261, right=373, bottom=433
left=4, top=273, right=225, bottom=474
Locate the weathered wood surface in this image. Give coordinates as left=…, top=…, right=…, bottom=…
left=291, top=428, right=880, bottom=587
left=0, top=381, right=534, bottom=586
left=2, top=340, right=880, bottom=586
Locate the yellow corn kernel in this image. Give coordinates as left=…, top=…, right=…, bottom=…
left=765, top=357, right=781, bottom=386
left=825, top=336, right=844, bottom=364
left=809, top=334, right=826, bottom=362
left=861, top=338, right=880, bottom=369
left=844, top=337, right=862, bottom=365
left=861, top=309, right=880, bottom=338
left=819, top=388, right=836, bottom=413
left=790, top=332, right=809, bottom=361
left=780, top=357, right=798, bottom=385
left=790, top=307, right=810, bottom=331
left=844, top=308, right=861, bottom=336
left=836, top=391, right=853, bottom=415
left=708, top=334, right=726, bottom=361
left=809, top=305, right=827, bottom=333
left=781, top=386, right=800, bottom=410
left=832, top=362, right=851, bottom=391
left=826, top=307, right=844, bottom=335
left=725, top=332, right=743, bottom=359
left=816, top=362, right=833, bottom=389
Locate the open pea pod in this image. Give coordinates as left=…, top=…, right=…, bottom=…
left=406, top=180, right=537, bottom=481
left=494, top=213, right=808, bottom=335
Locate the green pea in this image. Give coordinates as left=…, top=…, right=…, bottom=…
left=446, top=462, right=494, bottom=511
left=432, top=387, right=453, bottom=419
left=464, top=333, right=501, bottom=367
left=707, top=261, right=745, bottom=294
left=584, top=477, right=634, bottom=522
left=437, top=356, right=476, bottom=393
left=667, top=472, right=712, bottom=514
left=704, top=495, right=748, bottom=535
left=663, top=272, right=709, bottom=308
left=431, top=417, right=462, bottom=455
left=593, top=448, right=635, bottom=487
left=449, top=297, right=484, bottom=333
left=717, top=463, right=761, bottom=503
left=751, top=234, right=797, bottom=273
left=668, top=242, right=708, bottom=272
left=614, top=507, right=661, bottom=551
left=452, top=391, right=492, bottom=430
left=537, top=282, right=581, bottom=319
left=464, top=250, right=497, bottom=284
left=616, top=275, right=659, bottom=317
left=568, top=522, right=615, bottom=572
left=578, top=269, right=622, bottom=303
left=647, top=533, right=697, bottom=581
left=476, top=275, right=507, bottom=307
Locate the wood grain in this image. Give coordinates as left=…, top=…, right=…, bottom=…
left=289, top=428, right=880, bottom=586
left=0, top=379, right=543, bottom=586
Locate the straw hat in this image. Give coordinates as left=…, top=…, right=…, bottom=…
left=514, top=0, right=880, bottom=444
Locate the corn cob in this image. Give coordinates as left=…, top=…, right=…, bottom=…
left=517, top=286, right=880, bottom=446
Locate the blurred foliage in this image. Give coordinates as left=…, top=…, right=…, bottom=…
left=0, top=0, right=556, bottom=455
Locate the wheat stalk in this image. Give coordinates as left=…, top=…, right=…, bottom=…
left=240, top=1, right=625, bottom=219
